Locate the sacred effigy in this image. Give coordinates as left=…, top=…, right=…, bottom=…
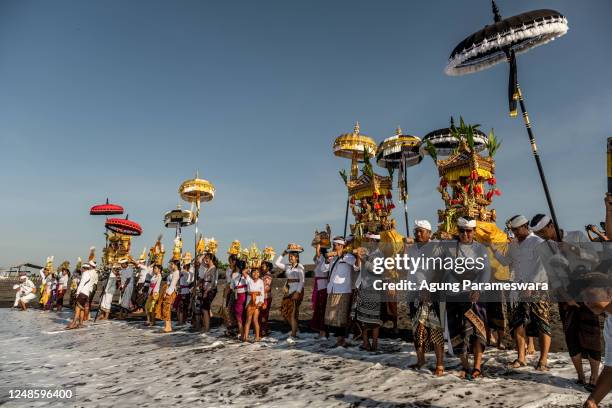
left=334, top=122, right=404, bottom=251
left=422, top=117, right=503, bottom=241
left=423, top=117, right=510, bottom=290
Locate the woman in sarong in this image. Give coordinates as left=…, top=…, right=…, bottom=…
left=276, top=246, right=305, bottom=339
left=198, top=252, right=218, bottom=333
left=222, top=254, right=239, bottom=335
left=231, top=259, right=249, bottom=338
left=145, top=264, right=162, bottom=326
left=242, top=267, right=265, bottom=341
left=310, top=244, right=329, bottom=338
left=259, top=260, right=274, bottom=337
left=160, top=260, right=180, bottom=333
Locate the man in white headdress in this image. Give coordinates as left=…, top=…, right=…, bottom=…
left=325, top=236, right=360, bottom=347
left=118, top=258, right=135, bottom=319
left=406, top=219, right=446, bottom=376
left=491, top=214, right=550, bottom=371
left=444, top=216, right=491, bottom=379
left=66, top=260, right=98, bottom=329
left=98, top=263, right=120, bottom=320
left=13, top=273, right=37, bottom=310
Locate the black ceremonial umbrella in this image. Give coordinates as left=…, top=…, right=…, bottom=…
left=445, top=1, right=568, bottom=239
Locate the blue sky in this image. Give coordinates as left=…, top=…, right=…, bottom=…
left=1, top=0, right=611, bottom=266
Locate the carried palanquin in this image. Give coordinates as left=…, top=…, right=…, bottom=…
left=334, top=122, right=404, bottom=252
left=423, top=117, right=506, bottom=246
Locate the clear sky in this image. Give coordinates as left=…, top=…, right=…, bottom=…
left=1, top=0, right=611, bottom=267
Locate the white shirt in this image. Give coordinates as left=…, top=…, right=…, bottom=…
left=230, top=272, right=248, bottom=293
left=166, top=270, right=180, bottom=295
left=327, top=253, right=358, bottom=294
left=199, top=266, right=218, bottom=291
left=275, top=256, right=305, bottom=293
left=445, top=241, right=491, bottom=291
left=137, top=265, right=152, bottom=284
left=179, top=267, right=194, bottom=295
left=245, top=276, right=265, bottom=305
left=148, top=274, right=162, bottom=295
left=494, top=233, right=547, bottom=283
left=76, top=269, right=97, bottom=296
left=18, top=278, right=36, bottom=295
left=58, top=274, right=69, bottom=291
left=313, top=255, right=329, bottom=288
left=120, top=268, right=134, bottom=288
left=405, top=240, right=444, bottom=285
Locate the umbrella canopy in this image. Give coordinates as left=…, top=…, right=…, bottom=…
left=445, top=8, right=568, bottom=76
left=90, top=198, right=124, bottom=215
left=420, top=119, right=487, bottom=159
left=164, top=206, right=194, bottom=229
left=179, top=177, right=215, bottom=203
left=105, top=216, right=142, bottom=236
left=376, top=127, right=422, bottom=169
left=333, top=122, right=377, bottom=161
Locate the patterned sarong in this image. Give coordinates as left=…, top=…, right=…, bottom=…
left=354, top=288, right=382, bottom=326
left=324, top=293, right=352, bottom=328
left=447, top=300, right=487, bottom=356
left=281, top=291, right=303, bottom=321
left=510, top=297, right=551, bottom=337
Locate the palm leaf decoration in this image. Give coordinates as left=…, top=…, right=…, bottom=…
left=486, top=128, right=502, bottom=157
left=386, top=165, right=395, bottom=180
left=362, top=151, right=374, bottom=178
left=339, top=169, right=348, bottom=185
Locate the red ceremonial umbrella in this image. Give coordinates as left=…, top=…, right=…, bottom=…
left=105, top=215, right=143, bottom=236
left=90, top=198, right=124, bottom=215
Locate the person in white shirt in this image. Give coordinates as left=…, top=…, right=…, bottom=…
left=161, top=260, right=181, bottom=333
left=66, top=260, right=98, bottom=329
left=118, top=259, right=135, bottom=319
left=354, top=232, right=385, bottom=352
left=444, top=216, right=491, bottom=380
left=13, top=273, right=37, bottom=310
left=56, top=265, right=70, bottom=312
left=98, top=264, right=120, bottom=321
left=145, top=264, right=163, bottom=327
left=406, top=220, right=445, bottom=376
left=177, top=256, right=194, bottom=326
left=259, top=260, right=274, bottom=337
left=491, top=214, right=551, bottom=371
left=231, top=259, right=249, bottom=338
left=133, top=261, right=152, bottom=313
left=311, top=244, right=330, bottom=338
left=242, top=266, right=265, bottom=342
left=325, top=236, right=360, bottom=347
left=197, top=252, right=218, bottom=332
left=572, top=271, right=612, bottom=408
left=531, top=213, right=602, bottom=390
left=275, top=245, right=305, bottom=339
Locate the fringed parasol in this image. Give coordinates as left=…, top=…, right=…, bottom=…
left=90, top=198, right=124, bottom=215
left=334, top=122, right=377, bottom=237
left=376, top=127, right=422, bottom=236
left=445, top=1, right=568, bottom=239
left=105, top=215, right=143, bottom=236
